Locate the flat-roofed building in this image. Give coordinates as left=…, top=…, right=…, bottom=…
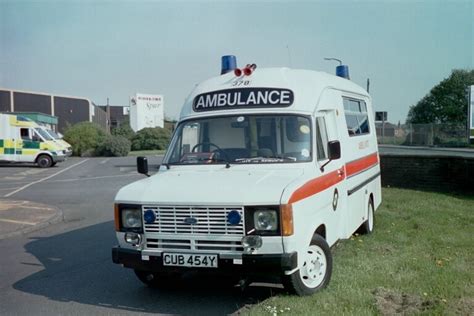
left=0, top=88, right=107, bottom=133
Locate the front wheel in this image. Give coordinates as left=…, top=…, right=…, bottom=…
left=36, top=154, right=53, bottom=168
left=282, top=234, right=332, bottom=296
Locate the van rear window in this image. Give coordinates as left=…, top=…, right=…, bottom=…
left=343, top=98, right=370, bottom=136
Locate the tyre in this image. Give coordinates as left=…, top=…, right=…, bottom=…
left=358, top=197, right=374, bottom=235
left=134, top=269, right=179, bottom=288
left=51, top=162, right=57, bottom=167
left=282, top=234, right=332, bottom=296
left=36, top=154, right=53, bottom=168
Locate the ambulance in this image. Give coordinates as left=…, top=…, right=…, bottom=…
left=112, top=56, right=381, bottom=295
left=42, top=128, right=73, bottom=156
left=0, top=113, right=67, bottom=167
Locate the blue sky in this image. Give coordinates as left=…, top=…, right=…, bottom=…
left=1, top=0, right=472, bottom=123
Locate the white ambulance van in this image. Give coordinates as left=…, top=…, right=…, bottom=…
left=0, top=113, right=67, bottom=167
left=112, top=57, right=381, bottom=295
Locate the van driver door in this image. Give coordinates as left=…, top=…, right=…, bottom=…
left=315, top=110, right=345, bottom=239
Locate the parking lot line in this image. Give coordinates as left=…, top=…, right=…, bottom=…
left=0, top=187, right=20, bottom=191
left=3, top=159, right=90, bottom=198
left=47, top=173, right=135, bottom=183
left=0, top=218, right=36, bottom=225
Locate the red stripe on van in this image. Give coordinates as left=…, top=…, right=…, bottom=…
left=345, top=152, right=379, bottom=178
left=288, top=152, right=379, bottom=204
left=288, top=167, right=344, bottom=204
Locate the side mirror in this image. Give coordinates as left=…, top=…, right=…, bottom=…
left=137, top=156, right=149, bottom=177
left=328, top=140, right=341, bottom=160
left=320, top=140, right=341, bottom=172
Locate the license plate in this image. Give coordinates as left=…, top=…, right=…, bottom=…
left=162, top=253, right=218, bottom=268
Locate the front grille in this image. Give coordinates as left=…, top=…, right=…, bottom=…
left=143, top=206, right=245, bottom=253
left=143, top=206, right=244, bottom=236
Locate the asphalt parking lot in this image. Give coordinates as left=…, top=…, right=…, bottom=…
left=0, top=156, right=273, bottom=316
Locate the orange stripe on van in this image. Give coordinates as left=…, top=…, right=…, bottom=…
left=288, top=152, right=379, bottom=204
left=288, top=167, right=344, bottom=204
left=345, top=152, right=379, bottom=178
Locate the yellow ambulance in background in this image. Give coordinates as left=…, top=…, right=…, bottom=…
left=42, top=127, right=73, bottom=156
left=0, top=113, right=67, bottom=167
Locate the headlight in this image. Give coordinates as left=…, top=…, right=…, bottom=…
left=254, top=209, right=278, bottom=231
left=121, top=209, right=142, bottom=228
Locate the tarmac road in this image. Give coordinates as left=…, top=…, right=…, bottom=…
left=0, top=157, right=276, bottom=316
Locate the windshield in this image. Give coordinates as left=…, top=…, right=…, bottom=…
left=34, top=128, right=54, bottom=141
left=46, top=129, right=60, bottom=139
left=165, top=114, right=312, bottom=165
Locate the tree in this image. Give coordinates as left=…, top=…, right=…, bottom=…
left=63, top=122, right=106, bottom=156
left=406, top=69, right=474, bottom=124
left=111, top=122, right=135, bottom=141
left=131, top=127, right=171, bottom=151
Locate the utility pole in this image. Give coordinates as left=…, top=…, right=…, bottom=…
left=106, top=97, right=111, bottom=134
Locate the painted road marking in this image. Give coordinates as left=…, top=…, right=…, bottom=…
left=17, top=169, right=47, bottom=176
left=4, top=159, right=90, bottom=198
left=0, top=218, right=36, bottom=225
left=47, top=174, right=136, bottom=183
left=3, top=177, right=25, bottom=181
left=100, top=158, right=110, bottom=164
left=0, top=187, right=20, bottom=191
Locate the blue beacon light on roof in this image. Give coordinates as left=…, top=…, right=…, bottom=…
left=221, top=55, right=237, bottom=75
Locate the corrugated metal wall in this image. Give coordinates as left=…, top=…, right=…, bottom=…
left=93, top=106, right=108, bottom=130
left=54, top=96, right=90, bottom=132
left=0, top=89, right=108, bottom=133
left=0, top=90, right=11, bottom=112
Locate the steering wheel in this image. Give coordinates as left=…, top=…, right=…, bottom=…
left=191, top=142, right=230, bottom=162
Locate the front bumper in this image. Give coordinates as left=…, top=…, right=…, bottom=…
left=112, top=246, right=297, bottom=276
left=53, top=154, right=67, bottom=163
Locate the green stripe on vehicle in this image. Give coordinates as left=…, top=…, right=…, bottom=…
left=0, top=139, right=4, bottom=147
left=22, top=141, right=41, bottom=149
left=4, top=148, right=15, bottom=155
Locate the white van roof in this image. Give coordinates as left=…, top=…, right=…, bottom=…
left=179, top=68, right=369, bottom=120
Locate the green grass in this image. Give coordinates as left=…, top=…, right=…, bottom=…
left=244, top=188, right=474, bottom=315
left=128, top=149, right=166, bottom=156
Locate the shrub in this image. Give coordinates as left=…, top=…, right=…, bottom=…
left=97, top=135, right=131, bottom=157
left=64, top=122, right=106, bottom=156
left=111, top=123, right=135, bottom=141
left=131, top=127, right=171, bottom=151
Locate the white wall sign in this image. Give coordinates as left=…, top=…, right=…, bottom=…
left=130, top=93, right=164, bottom=132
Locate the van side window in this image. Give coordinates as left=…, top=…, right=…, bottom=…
left=343, top=98, right=370, bottom=136
left=20, top=128, right=30, bottom=140
left=316, top=117, right=328, bottom=161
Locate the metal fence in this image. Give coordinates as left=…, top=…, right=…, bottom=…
left=376, top=123, right=469, bottom=147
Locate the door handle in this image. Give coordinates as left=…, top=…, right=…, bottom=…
left=337, top=168, right=345, bottom=177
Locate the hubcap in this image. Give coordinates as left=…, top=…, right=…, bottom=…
left=300, top=245, right=327, bottom=288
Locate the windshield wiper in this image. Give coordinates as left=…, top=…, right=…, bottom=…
left=235, top=156, right=297, bottom=163
left=173, top=157, right=231, bottom=168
